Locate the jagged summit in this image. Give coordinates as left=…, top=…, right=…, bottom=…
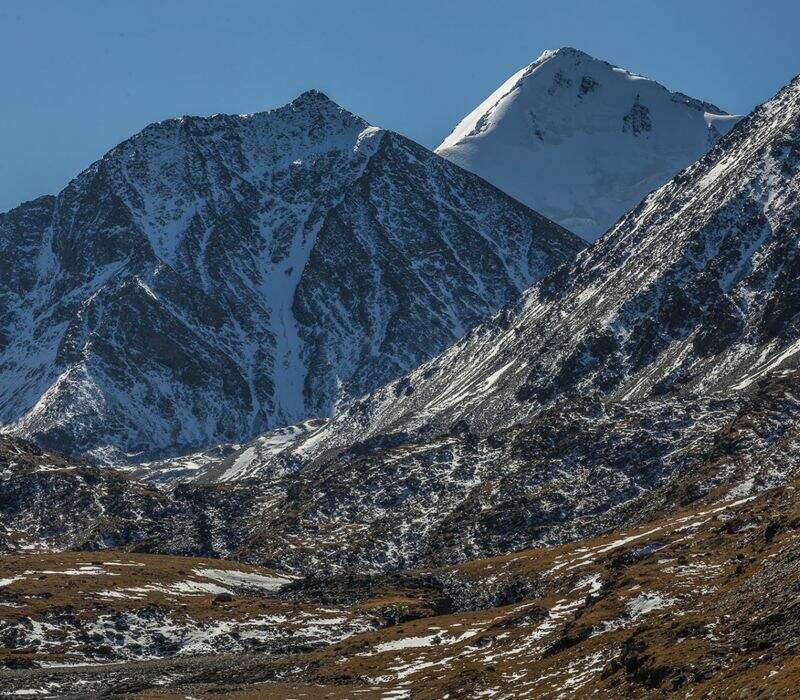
left=101, top=90, right=369, bottom=168
left=282, top=88, right=364, bottom=121
left=437, top=47, right=741, bottom=240
left=289, top=88, right=337, bottom=105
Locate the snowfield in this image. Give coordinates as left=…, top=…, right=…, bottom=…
left=437, top=47, right=741, bottom=240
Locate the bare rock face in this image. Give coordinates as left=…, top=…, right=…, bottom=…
left=0, top=91, right=583, bottom=463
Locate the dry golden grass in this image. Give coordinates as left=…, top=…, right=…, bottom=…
left=3, top=478, right=800, bottom=697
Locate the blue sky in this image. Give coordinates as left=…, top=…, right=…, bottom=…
left=1, top=0, right=798, bottom=212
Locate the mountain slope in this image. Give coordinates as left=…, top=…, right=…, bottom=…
left=138, top=368, right=795, bottom=575
left=6, top=367, right=800, bottom=578
left=0, top=91, right=583, bottom=462
left=291, top=73, right=799, bottom=458
left=5, top=465, right=800, bottom=697
left=436, top=47, right=741, bottom=240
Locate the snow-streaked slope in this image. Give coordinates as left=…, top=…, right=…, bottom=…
left=436, top=47, right=741, bottom=240
left=134, top=419, right=325, bottom=487
left=0, top=91, right=583, bottom=463
left=273, top=74, right=800, bottom=464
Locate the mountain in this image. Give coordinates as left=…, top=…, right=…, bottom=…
left=436, top=47, right=741, bottom=240
left=0, top=91, right=583, bottom=463
left=291, top=73, right=800, bottom=457
left=2, top=74, right=798, bottom=694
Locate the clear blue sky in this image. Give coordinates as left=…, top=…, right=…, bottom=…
left=1, top=0, right=798, bottom=212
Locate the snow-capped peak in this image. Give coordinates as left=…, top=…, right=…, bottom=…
left=535, top=46, right=595, bottom=63
left=436, top=47, right=741, bottom=240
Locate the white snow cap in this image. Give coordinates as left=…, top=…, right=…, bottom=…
left=437, top=47, right=741, bottom=241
